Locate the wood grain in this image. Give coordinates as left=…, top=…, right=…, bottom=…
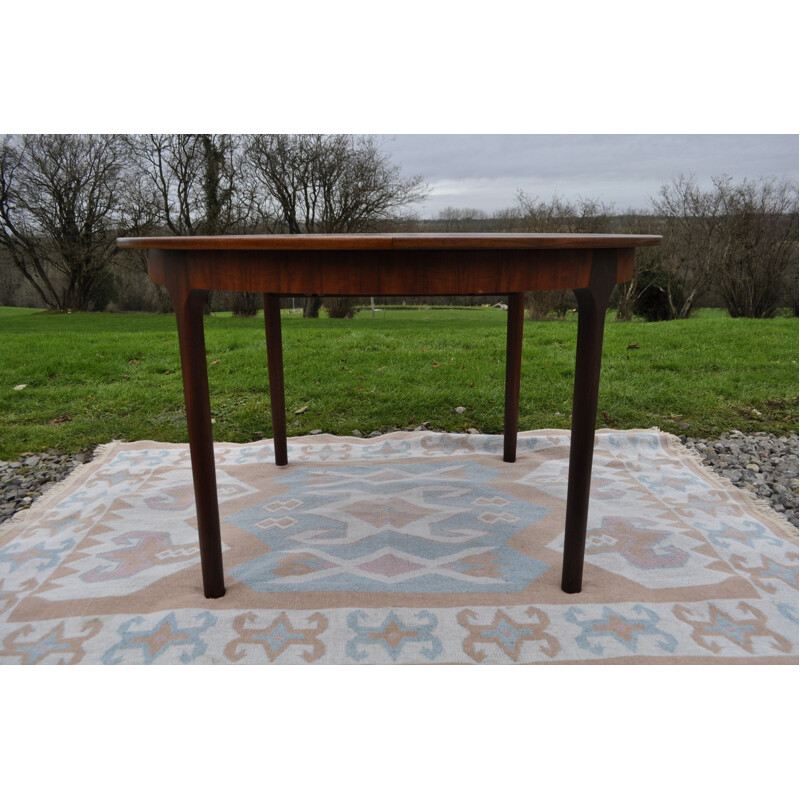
left=118, top=232, right=661, bottom=251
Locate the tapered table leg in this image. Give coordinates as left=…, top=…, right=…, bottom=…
left=504, top=292, right=526, bottom=463
left=263, top=293, right=288, bottom=466
left=561, top=254, right=617, bottom=594
left=170, top=286, right=225, bottom=599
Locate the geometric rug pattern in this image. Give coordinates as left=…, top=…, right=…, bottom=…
left=1, top=430, right=797, bottom=664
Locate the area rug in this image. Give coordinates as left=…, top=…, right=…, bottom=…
left=1, top=430, right=797, bottom=665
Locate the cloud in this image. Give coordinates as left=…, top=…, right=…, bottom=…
left=380, top=134, right=798, bottom=217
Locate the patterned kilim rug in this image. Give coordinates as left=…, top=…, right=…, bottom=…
left=1, top=430, right=797, bottom=665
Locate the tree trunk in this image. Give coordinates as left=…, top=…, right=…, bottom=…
left=303, top=296, right=323, bottom=318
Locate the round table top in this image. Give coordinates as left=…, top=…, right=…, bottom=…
left=117, top=232, right=662, bottom=252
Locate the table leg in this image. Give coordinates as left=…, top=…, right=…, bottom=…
left=170, top=287, right=226, bottom=599
left=503, top=292, right=526, bottom=463
left=263, top=293, right=288, bottom=466
left=561, top=255, right=617, bottom=593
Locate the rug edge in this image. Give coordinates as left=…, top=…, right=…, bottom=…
left=3, top=428, right=796, bottom=545
left=0, top=440, right=126, bottom=544
left=657, top=430, right=799, bottom=544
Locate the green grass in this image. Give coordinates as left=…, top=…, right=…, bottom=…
left=0, top=305, right=797, bottom=460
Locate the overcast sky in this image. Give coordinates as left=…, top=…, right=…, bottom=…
left=377, top=134, right=799, bottom=219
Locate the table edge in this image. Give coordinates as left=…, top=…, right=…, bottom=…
left=116, top=233, right=662, bottom=251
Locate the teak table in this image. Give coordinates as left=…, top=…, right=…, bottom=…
left=117, top=233, right=661, bottom=599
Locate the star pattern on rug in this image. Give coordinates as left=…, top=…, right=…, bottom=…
left=673, top=602, right=793, bottom=655
left=229, top=461, right=550, bottom=593
left=225, top=611, right=327, bottom=663
left=0, top=539, right=75, bottom=573
left=102, top=612, right=215, bottom=664
left=1, top=619, right=102, bottom=665
left=729, top=552, right=799, bottom=593
left=346, top=610, right=442, bottom=662
left=566, top=605, right=678, bottom=656
left=458, top=607, right=560, bottom=662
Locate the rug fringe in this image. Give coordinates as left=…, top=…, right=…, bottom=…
left=0, top=440, right=124, bottom=542
left=659, top=431, right=799, bottom=543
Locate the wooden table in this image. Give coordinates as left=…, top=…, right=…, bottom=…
left=117, top=233, right=661, bottom=599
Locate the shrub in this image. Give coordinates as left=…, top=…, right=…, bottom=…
left=323, top=297, right=359, bottom=319
left=231, top=292, right=260, bottom=317
left=525, top=290, right=575, bottom=320
left=633, top=268, right=686, bottom=322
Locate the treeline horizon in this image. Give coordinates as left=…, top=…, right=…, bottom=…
left=1, top=134, right=797, bottom=320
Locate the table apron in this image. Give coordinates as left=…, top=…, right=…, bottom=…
left=147, top=247, right=635, bottom=296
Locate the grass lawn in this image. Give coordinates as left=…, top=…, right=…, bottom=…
left=0, top=305, right=797, bottom=460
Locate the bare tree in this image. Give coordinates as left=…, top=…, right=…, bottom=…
left=124, top=134, right=265, bottom=314
left=243, top=134, right=427, bottom=316
left=514, top=191, right=615, bottom=318
left=648, top=174, right=724, bottom=318
left=713, top=176, right=798, bottom=318
left=124, top=134, right=256, bottom=236
left=0, top=134, right=132, bottom=311
left=515, top=190, right=614, bottom=233
left=437, top=206, right=488, bottom=232
left=611, top=213, right=664, bottom=321
left=650, top=174, right=798, bottom=319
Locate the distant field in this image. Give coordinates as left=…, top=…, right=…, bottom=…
left=0, top=305, right=797, bottom=460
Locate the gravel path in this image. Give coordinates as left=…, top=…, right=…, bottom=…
left=680, top=431, right=798, bottom=529
left=1, top=431, right=797, bottom=528
left=0, top=448, right=96, bottom=525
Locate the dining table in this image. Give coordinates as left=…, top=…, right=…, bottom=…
left=116, top=232, right=662, bottom=598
